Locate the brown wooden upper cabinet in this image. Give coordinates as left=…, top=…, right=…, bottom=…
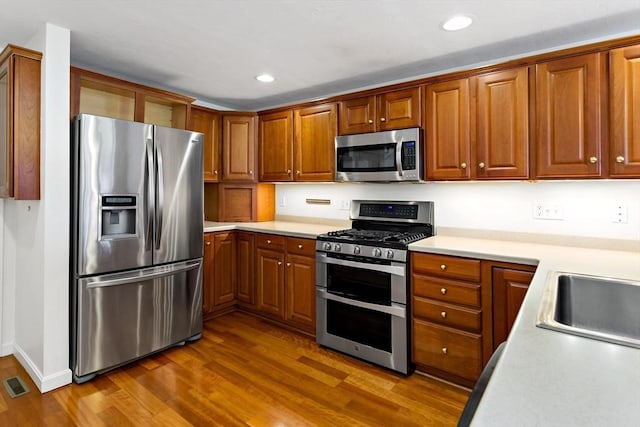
left=425, top=68, right=530, bottom=181
left=475, top=67, right=529, bottom=179
left=609, top=44, right=640, bottom=177
left=259, top=103, right=337, bottom=182
left=424, top=78, right=471, bottom=180
left=190, top=106, right=220, bottom=182
left=535, top=53, right=605, bottom=178
left=0, top=44, right=41, bottom=200
left=70, top=67, right=193, bottom=128
left=338, top=87, right=421, bottom=135
left=222, top=114, right=257, bottom=181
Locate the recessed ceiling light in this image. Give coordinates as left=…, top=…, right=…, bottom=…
left=255, top=74, right=275, bottom=83
left=442, top=15, right=473, bottom=31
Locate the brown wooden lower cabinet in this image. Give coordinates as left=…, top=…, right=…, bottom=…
left=236, top=232, right=255, bottom=306
left=203, top=231, right=237, bottom=320
left=411, top=251, right=536, bottom=387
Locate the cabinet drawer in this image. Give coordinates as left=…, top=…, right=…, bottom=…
left=413, top=320, right=482, bottom=381
left=256, top=234, right=285, bottom=250
left=412, top=253, right=481, bottom=281
left=413, top=274, right=481, bottom=308
left=413, top=297, right=481, bottom=332
left=286, top=237, right=315, bottom=256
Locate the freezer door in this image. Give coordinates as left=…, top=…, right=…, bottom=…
left=72, top=259, right=203, bottom=380
left=74, top=114, right=154, bottom=276
left=153, top=126, right=203, bottom=265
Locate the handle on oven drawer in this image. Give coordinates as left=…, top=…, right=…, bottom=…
left=317, top=288, right=406, bottom=318
left=316, top=253, right=405, bottom=277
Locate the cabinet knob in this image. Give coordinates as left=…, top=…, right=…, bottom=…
left=267, top=239, right=271, bottom=244
left=205, top=241, right=211, bottom=246
left=380, top=117, right=386, bottom=122
left=478, top=162, right=485, bottom=169
left=442, top=347, right=448, bottom=355
left=368, top=119, right=373, bottom=124
left=286, top=262, right=291, bottom=267
left=249, top=169, right=253, bottom=174
left=214, top=170, right=218, bottom=175
left=287, top=169, right=292, bottom=174
left=298, top=244, right=303, bottom=249
left=440, top=311, right=447, bottom=318
left=296, top=170, right=300, bottom=175
left=440, top=288, right=447, bottom=295
left=616, top=156, right=625, bottom=163
left=589, top=156, right=598, bottom=164
left=440, top=264, right=447, bottom=271
left=460, top=162, right=467, bottom=169
left=278, top=261, right=282, bottom=266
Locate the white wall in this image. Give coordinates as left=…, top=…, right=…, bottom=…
left=1, top=23, right=71, bottom=392
left=275, top=181, right=640, bottom=242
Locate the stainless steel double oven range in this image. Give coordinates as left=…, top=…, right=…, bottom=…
left=316, top=200, right=434, bottom=374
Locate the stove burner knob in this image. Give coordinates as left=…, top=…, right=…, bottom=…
left=353, top=246, right=361, bottom=255
left=323, top=242, right=332, bottom=251
left=386, top=250, right=394, bottom=259
left=334, top=243, right=342, bottom=252
left=373, top=248, right=382, bottom=257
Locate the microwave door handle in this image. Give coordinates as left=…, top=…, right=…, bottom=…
left=317, top=253, right=405, bottom=277
left=396, top=138, right=404, bottom=176
left=317, top=288, right=406, bottom=318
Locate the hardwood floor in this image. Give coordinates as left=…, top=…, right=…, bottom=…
left=0, top=312, right=469, bottom=426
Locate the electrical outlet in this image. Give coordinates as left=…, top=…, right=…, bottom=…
left=339, top=200, right=350, bottom=211
left=613, top=204, right=628, bottom=223
left=279, top=196, right=287, bottom=207
left=533, top=201, right=563, bottom=220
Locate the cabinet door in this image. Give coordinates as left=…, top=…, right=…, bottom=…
left=610, top=44, right=640, bottom=177
left=222, top=114, right=256, bottom=181
left=202, top=233, right=214, bottom=316
left=259, top=110, right=293, bottom=181
left=256, top=247, right=285, bottom=318
left=285, top=253, right=316, bottom=332
left=190, top=107, right=220, bottom=182
left=492, top=267, right=534, bottom=349
left=425, top=79, right=471, bottom=180
left=237, top=232, right=255, bottom=305
left=535, top=53, right=604, bottom=178
left=476, top=67, right=529, bottom=179
left=213, top=232, right=237, bottom=307
left=0, top=57, right=10, bottom=198
left=338, top=96, right=376, bottom=135
left=294, top=103, right=337, bottom=181
left=378, top=87, right=421, bottom=131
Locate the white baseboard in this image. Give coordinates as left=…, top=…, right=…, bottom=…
left=12, top=343, right=72, bottom=393
left=1, top=341, right=13, bottom=357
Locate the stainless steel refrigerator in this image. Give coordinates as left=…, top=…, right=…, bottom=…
left=70, top=113, right=204, bottom=383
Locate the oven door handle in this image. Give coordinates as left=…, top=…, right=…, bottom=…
left=316, top=253, right=405, bottom=277
left=317, top=288, right=406, bottom=318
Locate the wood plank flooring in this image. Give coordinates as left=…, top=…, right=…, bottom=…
left=0, top=312, right=469, bottom=426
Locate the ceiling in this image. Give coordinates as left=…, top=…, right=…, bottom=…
left=2, top=1, right=640, bottom=111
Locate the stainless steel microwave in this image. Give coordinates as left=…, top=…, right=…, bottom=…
left=335, top=127, right=423, bottom=182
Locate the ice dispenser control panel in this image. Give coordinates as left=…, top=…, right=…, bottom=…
left=100, top=195, right=136, bottom=237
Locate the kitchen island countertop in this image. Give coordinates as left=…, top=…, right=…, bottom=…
left=204, top=220, right=640, bottom=426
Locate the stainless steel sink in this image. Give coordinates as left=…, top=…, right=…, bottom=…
left=537, top=271, right=640, bottom=349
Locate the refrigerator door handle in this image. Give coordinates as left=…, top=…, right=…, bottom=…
left=145, top=137, right=154, bottom=251
left=85, top=260, right=201, bottom=289
left=155, top=143, right=165, bottom=250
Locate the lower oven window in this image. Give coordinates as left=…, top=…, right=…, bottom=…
left=327, top=263, right=391, bottom=305
left=326, top=300, right=392, bottom=352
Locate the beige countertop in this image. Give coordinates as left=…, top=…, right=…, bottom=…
left=203, top=220, right=640, bottom=426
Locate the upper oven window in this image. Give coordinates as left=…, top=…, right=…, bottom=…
left=336, top=143, right=396, bottom=172
left=327, top=264, right=391, bottom=305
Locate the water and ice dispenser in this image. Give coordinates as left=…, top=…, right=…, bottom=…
left=101, top=195, right=137, bottom=236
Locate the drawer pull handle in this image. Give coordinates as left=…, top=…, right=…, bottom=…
left=442, top=347, right=448, bottom=355
left=441, top=311, right=447, bottom=318
left=440, top=288, right=447, bottom=295
left=267, top=239, right=271, bottom=244
left=440, top=264, right=446, bottom=271
left=298, top=244, right=303, bottom=249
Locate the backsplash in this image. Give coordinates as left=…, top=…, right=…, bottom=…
left=275, top=181, right=640, bottom=242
